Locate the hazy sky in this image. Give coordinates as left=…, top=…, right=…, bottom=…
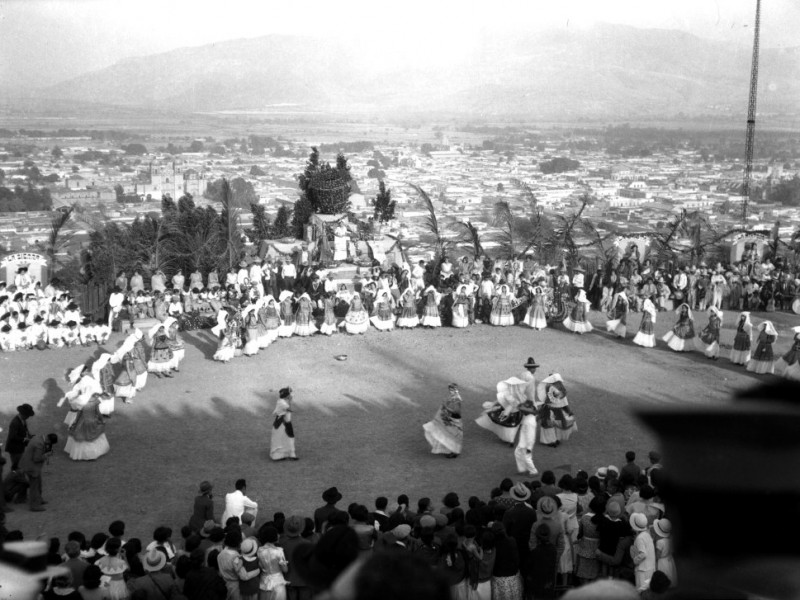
left=1, top=0, right=798, bottom=89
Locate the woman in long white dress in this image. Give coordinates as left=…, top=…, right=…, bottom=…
left=294, top=293, right=318, bottom=337
left=523, top=283, right=548, bottom=330
left=270, top=388, right=297, bottom=460
left=490, top=285, right=515, bottom=327
left=242, top=304, right=261, bottom=355
left=563, top=289, right=593, bottom=334
left=59, top=364, right=102, bottom=427
left=277, top=290, right=296, bottom=338
left=423, top=384, right=463, bottom=458
left=370, top=290, right=396, bottom=332
left=344, top=292, right=370, bottom=334
left=451, top=285, right=471, bottom=328
left=536, top=373, right=577, bottom=447
left=632, top=296, right=657, bottom=348
left=420, top=286, right=442, bottom=328
left=605, top=288, right=629, bottom=339
left=729, top=311, right=753, bottom=365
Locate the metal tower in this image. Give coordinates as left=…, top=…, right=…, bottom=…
left=742, top=0, right=761, bottom=222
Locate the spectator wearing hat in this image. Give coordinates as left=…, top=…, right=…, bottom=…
left=5, top=403, right=34, bottom=471
left=19, top=431, right=57, bottom=511
left=502, top=483, right=535, bottom=566
left=222, top=479, right=258, bottom=527
left=237, top=537, right=260, bottom=600
left=278, top=515, right=312, bottom=600
left=629, top=513, right=656, bottom=591
left=314, top=487, right=345, bottom=533
left=127, top=549, right=176, bottom=600
left=523, top=523, right=558, bottom=600
left=652, top=519, right=675, bottom=586
left=528, top=497, right=565, bottom=559
left=218, top=530, right=253, bottom=600
left=190, top=481, right=216, bottom=534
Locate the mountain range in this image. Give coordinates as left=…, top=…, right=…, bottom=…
left=27, top=24, right=800, bottom=119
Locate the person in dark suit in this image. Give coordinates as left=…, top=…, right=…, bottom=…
left=20, top=432, right=57, bottom=511
left=502, top=483, right=537, bottom=567
left=189, top=481, right=216, bottom=533
left=314, top=487, right=344, bottom=533
left=5, top=403, right=34, bottom=470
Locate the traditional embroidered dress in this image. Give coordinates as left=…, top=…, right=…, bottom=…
left=662, top=304, right=696, bottom=352
left=164, top=317, right=185, bottom=370
left=563, top=289, right=593, bottom=334
left=423, top=387, right=463, bottom=456
left=61, top=370, right=102, bottom=427
left=277, top=291, right=296, bottom=338
left=270, top=398, right=296, bottom=460
left=262, top=297, right=281, bottom=345
left=242, top=307, right=261, bottom=355
left=319, top=296, right=338, bottom=336
left=729, top=312, right=753, bottom=365
left=605, top=290, right=629, bottom=338
left=536, top=374, right=577, bottom=445
left=476, top=370, right=536, bottom=444
left=490, top=286, right=515, bottom=327
left=632, top=298, right=657, bottom=348
left=95, top=554, right=128, bottom=600
left=775, top=328, right=800, bottom=381
left=420, top=286, right=442, bottom=327
left=345, top=293, right=370, bottom=334
left=524, top=285, right=548, bottom=330
left=451, top=289, right=471, bottom=328
left=147, top=327, right=174, bottom=374
left=699, top=307, right=723, bottom=359
left=370, top=292, right=395, bottom=331
left=746, top=321, right=778, bottom=374
left=64, top=396, right=110, bottom=461
left=396, top=288, right=420, bottom=328
left=131, top=334, right=148, bottom=390
left=294, top=294, right=318, bottom=336
left=113, top=354, right=138, bottom=402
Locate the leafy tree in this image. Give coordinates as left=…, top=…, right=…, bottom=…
left=420, top=143, right=434, bottom=156
left=372, top=180, right=396, bottom=223
left=291, top=197, right=314, bottom=239
left=250, top=165, right=266, bottom=177
left=452, top=220, right=484, bottom=257
left=769, top=176, right=800, bottom=207
left=37, top=207, right=74, bottom=272
left=51, top=146, right=63, bottom=158
left=539, top=157, right=580, bottom=174
left=496, top=182, right=504, bottom=192
left=189, top=140, right=204, bottom=152
left=205, top=177, right=258, bottom=209
left=408, top=183, right=449, bottom=262
left=124, top=143, right=148, bottom=156
left=273, top=205, right=291, bottom=238
left=249, top=202, right=272, bottom=242
left=367, top=167, right=386, bottom=179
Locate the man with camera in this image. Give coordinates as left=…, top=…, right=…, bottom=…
left=19, top=432, right=58, bottom=512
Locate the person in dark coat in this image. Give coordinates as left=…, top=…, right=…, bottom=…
left=189, top=481, right=216, bottom=533
left=524, top=524, right=558, bottom=599
left=5, top=403, right=35, bottom=470
left=183, top=548, right=226, bottom=600
left=314, top=487, right=344, bottom=533
left=502, top=483, right=536, bottom=568
left=19, top=432, right=57, bottom=511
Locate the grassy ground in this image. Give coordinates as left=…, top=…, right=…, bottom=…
left=1, top=307, right=795, bottom=544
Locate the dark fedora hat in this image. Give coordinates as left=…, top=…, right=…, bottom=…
left=17, top=403, right=35, bottom=418
left=322, top=487, right=343, bottom=503
left=523, top=357, right=540, bottom=369
left=292, top=525, right=359, bottom=591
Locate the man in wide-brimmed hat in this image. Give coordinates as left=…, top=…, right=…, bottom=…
left=314, top=487, right=345, bottom=533
left=5, top=403, right=35, bottom=471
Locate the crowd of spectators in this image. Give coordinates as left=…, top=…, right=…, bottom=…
left=1, top=450, right=675, bottom=600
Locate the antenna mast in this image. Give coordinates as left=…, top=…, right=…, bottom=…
left=741, top=0, right=761, bottom=222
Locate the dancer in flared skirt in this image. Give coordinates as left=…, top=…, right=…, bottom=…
left=698, top=306, right=723, bottom=359
left=729, top=311, right=753, bottom=365
left=490, top=285, right=515, bottom=327
left=270, top=387, right=297, bottom=461
left=632, top=296, right=657, bottom=348
left=536, top=373, right=577, bottom=447
left=64, top=395, right=110, bottom=461
left=112, top=353, right=138, bottom=404
left=396, top=288, right=420, bottom=329
left=147, top=325, right=174, bottom=377
left=747, top=321, right=778, bottom=374
left=262, top=296, right=281, bottom=345
left=242, top=305, right=261, bottom=355
left=476, top=357, right=538, bottom=444
left=277, top=291, right=296, bottom=338
left=164, top=317, right=185, bottom=372
left=344, top=292, right=370, bottom=335
left=775, top=326, right=800, bottom=381
left=662, top=303, right=695, bottom=352
left=130, top=330, right=148, bottom=390
left=605, top=289, right=629, bottom=339
left=318, top=295, right=338, bottom=336
left=420, top=286, right=442, bottom=328
left=451, top=286, right=471, bottom=328
left=563, top=289, right=593, bottom=334
left=370, top=291, right=396, bottom=332
left=294, top=293, right=318, bottom=337
left=524, top=284, right=548, bottom=330
left=423, top=384, right=463, bottom=458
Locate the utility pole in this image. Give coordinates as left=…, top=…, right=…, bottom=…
left=742, top=0, right=761, bottom=223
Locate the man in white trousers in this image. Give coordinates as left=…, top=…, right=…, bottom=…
left=514, top=357, right=540, bottom=476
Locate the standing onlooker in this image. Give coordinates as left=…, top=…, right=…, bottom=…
left=189, top=481, right=216, bottom=533
left=19, top=432, right=57, bottom=512
left=524, top=524, right=558, bottom=600
left=95, top=538, right=129, bottom=600
left=5, top=403, right=35, bottom=470
left=78, top=565, right=109, bottom=600
left=217, top=530, right=245, bottom=600
left=221, top=480, right=258, bottom=526
left=127, top=549, right=177, bottom=600
left=238, top=538, right=261, bottom=600
left=490, top=522, right=523, bottom=600
left=63, top=540, right=89, bottom=588
left=183, top=548, right=227, bottom=600
left=314, top=487, right=344, bottom=533
left=630, top=513, right=656, bottom=592
left=256, top=527, right=288, bottom=600
left=278, top=516, right=312, bottom=600
left=620, top=451, right=641, bottom=482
